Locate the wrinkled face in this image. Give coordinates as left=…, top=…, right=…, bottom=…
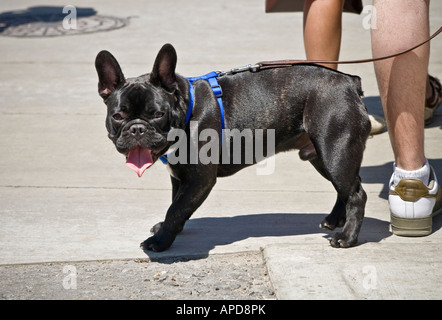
left=105, top=76, right=174, bottom=156
left=95, top=44, right=182, bottom=177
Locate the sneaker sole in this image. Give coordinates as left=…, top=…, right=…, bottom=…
left=391, top=206, right=442, bottom=237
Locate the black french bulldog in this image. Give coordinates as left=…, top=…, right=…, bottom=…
left=95, top=44, right=371, bottom=252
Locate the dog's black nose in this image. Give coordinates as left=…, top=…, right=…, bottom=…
left=129, top=124, right=146, bottom=139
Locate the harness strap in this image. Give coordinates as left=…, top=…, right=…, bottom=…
left=185, top=80, right=195, bottom=125
left=206, top=76, right=225, bottom=141
left=160, top=72, right=225, bottom=164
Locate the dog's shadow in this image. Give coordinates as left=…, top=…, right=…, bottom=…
left=142, top=213, right=392, bottom=262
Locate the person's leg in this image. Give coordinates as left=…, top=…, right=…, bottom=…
left=303, top=0, right=345, bottom=70
left=425, top=75, right=442, bottom=124
left=372, top=0, right=429, bottom=172
left=372, top=0, right=441, bottom=236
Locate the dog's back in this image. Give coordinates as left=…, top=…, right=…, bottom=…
left=218, top=64, right=365, bottom=131
left=211, top=64, right=369, bottom=171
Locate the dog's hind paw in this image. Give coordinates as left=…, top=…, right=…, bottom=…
left=150, top=221, right=163, bottom=234
left=320, top=220, right=336, bottom=231
left=329, top=232, right=357, bottom=248
left=320, top=215, right=346, bottom=231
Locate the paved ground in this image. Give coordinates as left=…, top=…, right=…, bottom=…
left=0, top=0, right=441, bottom=301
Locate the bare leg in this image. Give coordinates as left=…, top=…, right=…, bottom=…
left=371, top=0, right=430, bottom=171
left=303, top=0, right=345, bottom=70
left=371, top=0, right=441, bottom=237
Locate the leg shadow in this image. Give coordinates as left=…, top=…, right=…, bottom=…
left=142, top=212, right=391, bottom=262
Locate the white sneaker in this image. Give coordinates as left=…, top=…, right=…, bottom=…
left=389, top=166, right=442, bottom=236
left=368, top=114, right=386, bottom=135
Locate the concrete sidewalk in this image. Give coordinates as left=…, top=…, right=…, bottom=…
left=0, top=0, right=441, bottom=299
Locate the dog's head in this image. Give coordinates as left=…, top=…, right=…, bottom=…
left=95, top=44, right=186, bottom=177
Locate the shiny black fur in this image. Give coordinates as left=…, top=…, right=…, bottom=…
left=95, top=44, right=371, bottom=252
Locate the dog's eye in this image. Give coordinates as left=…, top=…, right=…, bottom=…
left=112, top=113, right=124, bottom=121
left=154, top=111, right=165, bottom=119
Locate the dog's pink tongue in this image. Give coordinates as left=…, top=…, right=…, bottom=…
left=126, top=146, right=153, bottom=177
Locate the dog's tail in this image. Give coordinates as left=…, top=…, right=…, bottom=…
left=351, top=75, right=364, bottom=97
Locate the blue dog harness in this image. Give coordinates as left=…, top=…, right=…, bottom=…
left=160, top=71, right=225, bottom=164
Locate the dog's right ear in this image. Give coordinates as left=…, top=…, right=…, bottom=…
left=95, top=50, right=125, bottom=99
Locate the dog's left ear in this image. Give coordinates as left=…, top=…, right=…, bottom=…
left=95, top=50, right=125, bottom=99
left=150, top=43, right=177, bottom=91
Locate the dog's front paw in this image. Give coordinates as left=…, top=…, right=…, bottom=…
left=140, top=229, right=176, bottom=252
left=329, top=232, right=357, bottom=248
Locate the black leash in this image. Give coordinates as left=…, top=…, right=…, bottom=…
left=217, top=26, right=442, bottom=76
